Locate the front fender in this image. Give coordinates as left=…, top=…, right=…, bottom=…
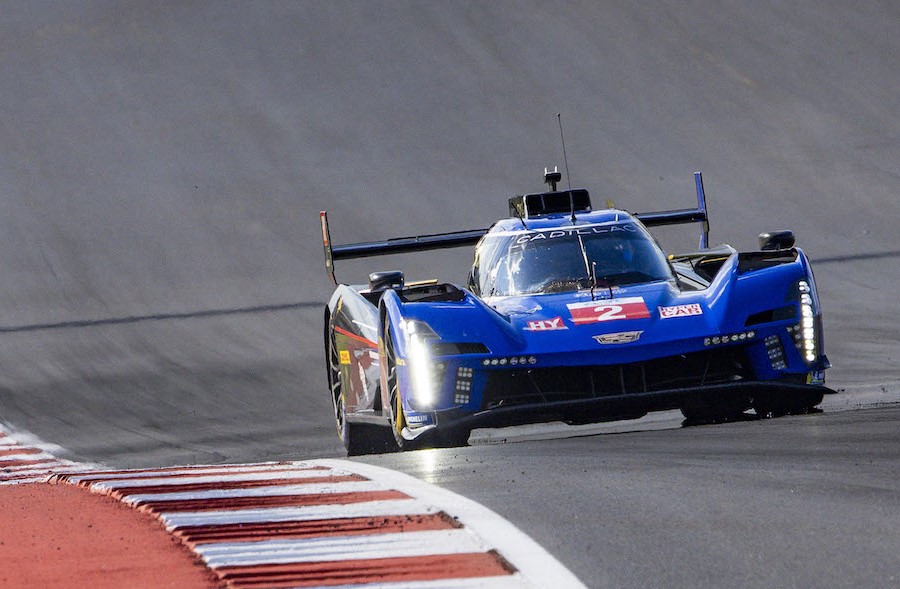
left=380, top=288, right=525, bottom=359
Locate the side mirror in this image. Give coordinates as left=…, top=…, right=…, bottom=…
left=758, top=230, right=795, bottom=251
left=369, top=270, right=405, bottom=291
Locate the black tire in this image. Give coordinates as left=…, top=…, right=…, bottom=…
left=327, top=324, right=394, bottom=455
left=753, top=388, right=824, bottom=418
left=383, top=319, right=420, bottom=451
left=680, top=406, right=738, bottom=423
left=680, top=401, right=749, bottom=424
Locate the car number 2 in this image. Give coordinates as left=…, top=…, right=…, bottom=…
left=567, top=297, right=651, bottom=324
left=594, top=304, right=625, bottom=321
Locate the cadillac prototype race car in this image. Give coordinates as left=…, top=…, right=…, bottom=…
left=321, top=170, right=832, bottom=454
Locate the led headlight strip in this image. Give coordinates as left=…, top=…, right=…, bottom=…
left=792, top=279, right=818, bottom=364
left=481, top=356, right=538, bottom=367
left=703, top=330, right=756, bottom=347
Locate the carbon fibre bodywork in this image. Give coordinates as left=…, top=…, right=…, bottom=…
left=322, top=175, right=831, bottom=454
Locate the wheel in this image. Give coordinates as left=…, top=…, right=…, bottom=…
left=753, top=389, right=824, bottom=418
left=680, top=401, right=749, bottom=424
left=680, top=406, right=733, bottom=423
left=327, top=325, right=394, bottom=455
left=383, top=319, right=420, bottom=451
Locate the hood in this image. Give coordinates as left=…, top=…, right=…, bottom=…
left=484, top=280, right=723, bottom=359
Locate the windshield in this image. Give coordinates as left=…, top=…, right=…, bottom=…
left=470, top=223, right=673, bottom=296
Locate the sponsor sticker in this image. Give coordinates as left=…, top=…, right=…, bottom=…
left=524, top=316, right=568, bottom=331
left=567, top=297, right=650, bottom=325
left=659, top=303, right=703, bottom=319
left=593, top=331, right=643, bottom=344
left=807, top=370, right=826, bottom=385
left=514, top=223, right=638, bottom=244
left=339, top=350, right=351, bottom=365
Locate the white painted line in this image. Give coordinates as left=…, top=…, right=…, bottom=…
left=90, top=468, right=349, bottom=491
left=0, top=426, right=78, bottom=459
left=0, top=464, right=85, bottom=477
left=323, top=575, right=532, bottom=589
left=124, top=480, right=385, bottom=505
left=0, top=477, right=47, bottom=485
left=0, top=461, right=67, bottom=471
left=319, top=460, right=587, bottom=589
left=0, top=452, right=56, bottom=462
left=196, top=529, right=488, bottom=568
left=159, top=498, right=437, bottom=530
left=65, top=462, right=294, bottom=482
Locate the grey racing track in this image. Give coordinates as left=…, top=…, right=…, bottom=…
left=1, top=3, right=898, bottom=587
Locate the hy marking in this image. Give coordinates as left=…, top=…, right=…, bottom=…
left=524, top=316, right=568, bottom=331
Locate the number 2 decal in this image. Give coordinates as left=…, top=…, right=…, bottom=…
left=567, top=297, right=651, bottom=324
left=594, top=304, right=625, bottom=321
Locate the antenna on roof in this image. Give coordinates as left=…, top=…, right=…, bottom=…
left=557, top=113, right=572, bottom=190
left=556, top=113, right=577, bottom=224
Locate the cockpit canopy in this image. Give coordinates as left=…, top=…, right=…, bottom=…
left=469, top=219, right=673, bottom=297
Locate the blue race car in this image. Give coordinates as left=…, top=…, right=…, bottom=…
left=321, top=171, right=831, bottom=454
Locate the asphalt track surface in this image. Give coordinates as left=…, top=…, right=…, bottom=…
left=1, top=2, right=898, bottom=587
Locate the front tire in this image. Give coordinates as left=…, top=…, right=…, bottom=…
left=383, top=319, right=420, bottom=451
left=327, top=324, right=394, bottom=455
left=752, top=386, right=824, bottom=418
left=680, top=396, right=750, bottom=424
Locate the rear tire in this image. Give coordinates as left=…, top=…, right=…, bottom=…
left=327, top=324, right=394, bottom=455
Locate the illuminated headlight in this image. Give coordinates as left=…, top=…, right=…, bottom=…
left=793, top=279, right=819, bottom=364
left=402, top=320, right=440, bottom=408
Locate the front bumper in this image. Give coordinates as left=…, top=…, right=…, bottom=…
left=405, top=380, right=831, bottom=443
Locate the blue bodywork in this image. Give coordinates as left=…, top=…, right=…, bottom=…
left=322, top=175, right=831, bottom=453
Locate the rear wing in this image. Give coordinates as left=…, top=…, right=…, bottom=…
left=319, top=211, right=487, bottom=285
left=634, top=172, right=710, bottom=249
left=321, top=172, right=710, bottom=284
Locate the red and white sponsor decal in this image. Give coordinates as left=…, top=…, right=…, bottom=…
left=659, top=303, right=703, bottom=319
left=524, top=316, right=568, bottom=331
left=567, top=297, right=651, bottom=325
